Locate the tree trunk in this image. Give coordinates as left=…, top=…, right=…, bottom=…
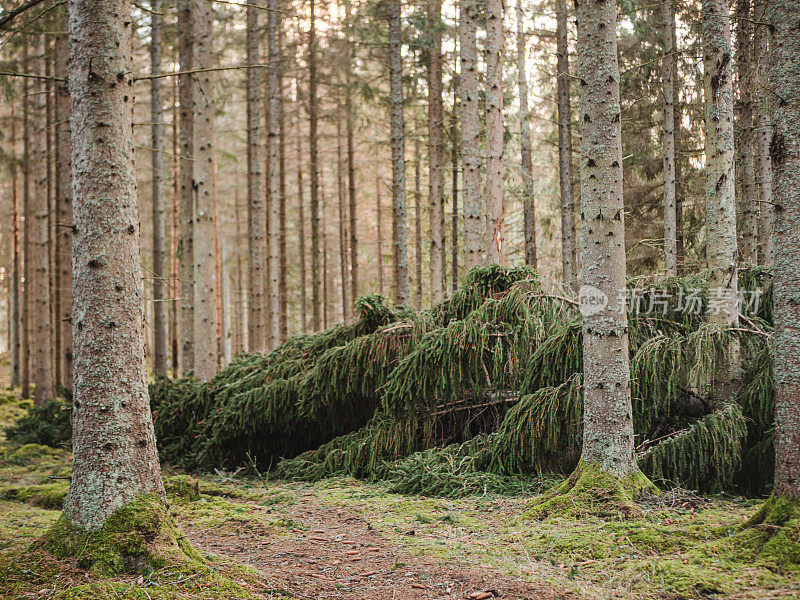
left=296, top=105, right=308, bottom=332
left=376, top=172, right=384, bottom=296
left=178, top=0, right=194, bottom=374
left=32, top=36, right=54, bottom=406
left=661, top=0, right=678, bottom=277
left=192, top=0, right=218, bottom=380
left=171, top=76, right=179, bottom=373
left=10, top=101, right=21, bottom=388
left=151, top=1, right=167, bottom=376
left=46, top=41, right=60, bottom=391
left=752, top=0, right=773, bottom=266
left=735, top=0, right=757, bottom=265
left=516, top=0, right=536, bottom=269
left=450, top=97, right=459, bottom=293
left=278, top=34, right=288, bottom=343
left=63, top=0, right=165, bottom=529
left=267, top=0, right=281, bottom=346
left=309, top=0, right=322, bottom=330
left=575, top=0, right=638, bottom=475
left=556, top=0, right=576, bottom=290
left=428, top=0, right=444, bottom=304
left=343, top=0, right=359, bottom=306
left=387, top=0, right=410, bottom=307
left=245, top=0, right=266, bottom=352
left=414, top=133, right=423, bottom=310
left=485, top=0, right=504, bottom=265
left=337, top=113, right=350, bottom=320
left=459, top=0, right=481, bottom=270
left=21, top=45, right=31, bottom=399
left=767, top=0, right=800, bottom=502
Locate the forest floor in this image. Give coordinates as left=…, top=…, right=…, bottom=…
left=0, top=366, right=798, bottom=599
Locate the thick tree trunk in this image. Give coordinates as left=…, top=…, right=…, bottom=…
left=192, top=0, right=218, bottom=380
left=485, top=0, right=504, bottom=265
left=151, top=2, right=167, bottom=376
left=309, top=0, right=322, bottom=330
left=32, top=36, right=54, bottom=406
left=767, top=0, right=800, bottom=501
left=661, top=0, right=678, bottom=277
left=296, top=108, right=308, bottom=332
left=734, top=0, right=757, bottom=265
left=10, top=102, right=21, bottom=388
left=516, top=0, right=536, bottom=269
left=575, top=0, right=638, bottom=475
left=556, top=0, right=576, bottom=290
left=63, top=0, right=165, bottom=529
left=178, top=0, right=194, bottom=374
left=387, top=0, right=410, bottom=306
left=428, top=0, right=444, bottom=304
left=459, top=0, right=482, bottom=270
left=245, top=0, right=266, bottom=352
left=267, top=0, right=281, bottom=346
left=752, top=0, right=773, bottom=267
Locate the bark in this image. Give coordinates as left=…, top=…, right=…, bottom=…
left=171, top=76, right=179, bottom=372
left=661, top=0, right=678, bottom=277
left=151, top=1, right=167, bottom=376
left=267, top=0, right=281, bottom=346
left=428, top=0, right=444, bottom=304
left=321, top=184, right=329, bottom=329
left=414, top=133, right=422, bottom=310
left=343, top=0, right=359, bottom=306
left=245, top=0, right=266, bottom=351
left=21, top=46, right=31, bottom=399
left=376, top=172, right=384, bottom=295
left=516, top=0, right=536, bottom=269
left=767, top=0, right=800, bottom=501
left=278, top=47, right=288, bottom=343
left=575, top=0, right=638, bottom=475
left=296, top=105, right=308, bottom=332
left=735, top=0, right=757, bottom=265
left=752, top=0, right=773, bottom=266
left=556, top=0, right=576, bottom=290
left=485, top=0, right=504, bottom=265
left=387, top=0, right=410, bottom=306
left=703, top=0, right=739, bottom=329
left=459, top=0, right=482, bottom=270
left=309, top=0, right=322, bottom=330
left=178, top=0, right=194, bottom=374
left=450, top=97, right=459, bottom=294
left=10, top=102, right=21, bottom=388
left=63, top=0, right=165, bottom=529
left=32, top=36, right=54, bottom=406
left=337, top=114, right=350, bottom=320
left=46, top=42, right=59, bottom=391
left=192, top=0, right=218, bottom=380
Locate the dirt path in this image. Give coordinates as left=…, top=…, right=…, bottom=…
left=184, top=492, right=570, bottom=600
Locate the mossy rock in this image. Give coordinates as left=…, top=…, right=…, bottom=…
left=4, top=443, right=70, bottom=467
left=0, top=482, right=68, bottom=509
left=35, top=495, right=201, bottom=576
left=526, top=461, right=659, bottom=520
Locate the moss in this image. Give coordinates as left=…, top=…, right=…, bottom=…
left=4, top=443, right=69, bottom=467
left=736, top=493, right=800, bottom=571
left=526, top=461, right=659, bottom=520
left=0, top=482, right=68, bottom=509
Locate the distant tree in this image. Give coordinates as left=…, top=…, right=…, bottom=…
left=555, top=0, right=575, bottom=289
left=752, top=0, right=773, bottom=266
left=427, top=0, right=444, bottom=303
left=516, top=0, right=536, bottom=269
left=485, top=0, right=504, bottom=264
left=661, top=0, right=678, bottom=277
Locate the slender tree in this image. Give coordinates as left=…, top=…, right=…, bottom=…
left=296, top=105, right=308, bottom=332
left=309, top=0, right=322, bottom=329
left=343, top=0, right=359, bottom=305
left=21, top=45, right=31, bottom=399
left=516, top=0, right=536, bottom=268
left=267, top=0, right=281, bottom=345
left=661, top=0, right=678, bottom=277
left=735, top=0, right=757, bottom=264
left=376, top=172, right=384, bottom=295
left=337, top=114, right=350, bottom=320
left=428, top=0, right=444, bottom=303
left=414, top=132, right=423, bottom=310
left=450, top=95, right=459, bottom=293
left=10, top=102, right=21, bottom=388
left=485, top=0, right=504, bottom=265
left=752, top=0, right=773, bottom=266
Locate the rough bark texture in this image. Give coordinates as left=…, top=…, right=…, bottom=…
left=309, top=0, right=322, bottom=330
left=387, top=0, right=409, bottom=307
left=63, top=0, right=165, bottom=529
left=753, top=0, right=773, bottom=267
left=661, top=0, right=678, bottom=277
left=31, top=36, right=54, bottom=406
left=459, top=0, right=481, bottom=270
left=178, top=0, right=194, bottom=374
left=151, top=2, right=167, bottom=376
left=192, top=0, right=218, bottom=380
left=267, top=0, right=281, bottom=346
left=10, top=102, right=21, bottom=388
left=734, top=0, right=757, bottom=265
left=428, top=0, right=444, bottom=304
left=246, top=0, right=265, bottom=352
left=575, top=0, right=637, bottom=475
left=485, top=0, right=504, bottom=265
left=703, top=0, right=739, bottom=328
left=767, top=0, right=800, bottom=501
left=516, top=0, right=536, bottom=269
left=556, top=0, right=576, bottom=290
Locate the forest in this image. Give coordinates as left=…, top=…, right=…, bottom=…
left=0, top=0, right=798, bottom=597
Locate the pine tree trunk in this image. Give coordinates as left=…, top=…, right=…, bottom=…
left=245, top=0, right=266, bottom=352
left=151, top=2, right=167, bottom=376
left=673, top=20, right=685, bottom=276
left=277, top=34, right=288, bottom=343
left=485, top=0, right=504, bottom=265
left=343, top=0, right=359, bottom=306
left=10, top=102, right=21, bottom=388
left=178, top=0, right=194, bottom=374
left=46, top=42, right=60, bottom=391
left=767, top=0, right=800, bottom=501
left=753, top=0, right=773, bottom=267
left=309, top=0, right=322, bottom=330
left=516, top=0, right=536, bottom=269
left=337, top=114, right=350, bottom=320
left=414, top=134, right=423, bottom=310
left=171, top=77, right=180, bottom=373
left=735, top=0, right=757, bottom=265
left=387, top=0, right=410, bottom=306
left=21, top=45, right=31, bottom=399
left=661, top=0, right=678, bottom=277
left=450, top=99, right=459, bottom=293
left=32, top=36, right=54, bottom=406
left=576, top=0, right=637, bottom=475
left=296, top=107, right=308, bottom=333
left=459, top=0, right=482, bottom=270
left=192, top=0, right=218, bottom=380
left=428, top=0, right=444, bottom=303
left=267, top=0, right=281, bottom=346
left=376, top=172, right=384, bottom=296
left=556, top=0, right=576, bottom=290
left=63, top=0, right=165, bottom=529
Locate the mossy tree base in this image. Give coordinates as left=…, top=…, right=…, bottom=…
left=34, top=495, right=201, bottom=576
left=527, top=461, right=659, bottom=520
left=739, top=493, right=800, bottom=570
